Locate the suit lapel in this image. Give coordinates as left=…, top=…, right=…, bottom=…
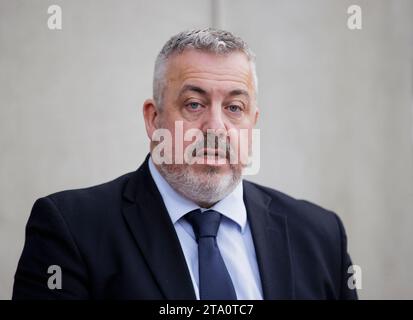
left=243, top=181, right=294, bottom=299
left=122, top=155, right=196, bottom=299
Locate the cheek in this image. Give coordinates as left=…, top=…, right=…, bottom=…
left=157, top=110, right=181, bottom=132
left=168, top=122, right=203, bottom=153
left=182, top=124, right=203, bottom=148
left=228, top=126, right=254, bottom=159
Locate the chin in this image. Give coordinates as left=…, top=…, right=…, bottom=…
left=159, top=162, right=242, bottom=206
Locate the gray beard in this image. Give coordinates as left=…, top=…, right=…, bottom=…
left=157, top=163, right=242, bottom=207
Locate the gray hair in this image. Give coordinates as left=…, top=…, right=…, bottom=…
left=153, top=28, right=258, bottom=109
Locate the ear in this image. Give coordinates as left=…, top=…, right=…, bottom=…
left=142, top=99, right=160, bottom=140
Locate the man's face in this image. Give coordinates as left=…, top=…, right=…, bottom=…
left=144, top=49, right=259, bottom=206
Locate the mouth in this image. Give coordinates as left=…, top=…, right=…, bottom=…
left=201, top=148, right=227, bottom=158
left=189, top=148, right=228, bottom=165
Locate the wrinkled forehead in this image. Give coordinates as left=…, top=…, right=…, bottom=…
left=164, top=49, right=255, bottom=96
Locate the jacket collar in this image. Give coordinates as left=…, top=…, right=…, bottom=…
left=122, top=154, right=196, bottom=299
left=243, top=180, right=294, bottom=299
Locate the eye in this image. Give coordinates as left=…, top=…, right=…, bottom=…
left=186, top=102, right=203, bottom=111
left=227, top=105, right=242, bottom=113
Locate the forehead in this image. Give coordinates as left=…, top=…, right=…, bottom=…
left=165, top=49, right=254, bottom=94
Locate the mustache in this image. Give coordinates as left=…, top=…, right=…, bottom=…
left=190, top=132, right=234, bottom=158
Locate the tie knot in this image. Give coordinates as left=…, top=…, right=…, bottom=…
left=186, top=209, right=222, bottom=241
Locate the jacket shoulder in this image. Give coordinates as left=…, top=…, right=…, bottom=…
left=49, top=171, right=132, bottom=201
left=243, top=180, right=342, bottom=241
left=38, top=171, right=135, bottom=225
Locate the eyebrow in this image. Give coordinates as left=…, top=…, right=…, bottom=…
left=178, top=85, right=208, bottom=97
left=228, top=89, right=250, bottom=100
left=178, top=85, right=250, bottom=100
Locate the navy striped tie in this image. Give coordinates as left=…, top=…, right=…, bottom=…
left=186, top=209, right=237, bottom=300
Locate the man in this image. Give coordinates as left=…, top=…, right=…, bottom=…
left=13, top=28, right=358, bottom=300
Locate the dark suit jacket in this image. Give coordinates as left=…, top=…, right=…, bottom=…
left=13, top=154, right=358, bottom=299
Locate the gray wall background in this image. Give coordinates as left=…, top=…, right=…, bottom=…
left=1, top=0, right=412, bottom=299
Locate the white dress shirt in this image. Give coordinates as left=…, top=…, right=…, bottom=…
left=148, top=156, right=263, bottom=300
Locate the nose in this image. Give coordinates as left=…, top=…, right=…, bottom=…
left=201, top=103, right=227, bottom=133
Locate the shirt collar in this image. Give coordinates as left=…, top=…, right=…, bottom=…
left=148, top=156, right=247, bottom=232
